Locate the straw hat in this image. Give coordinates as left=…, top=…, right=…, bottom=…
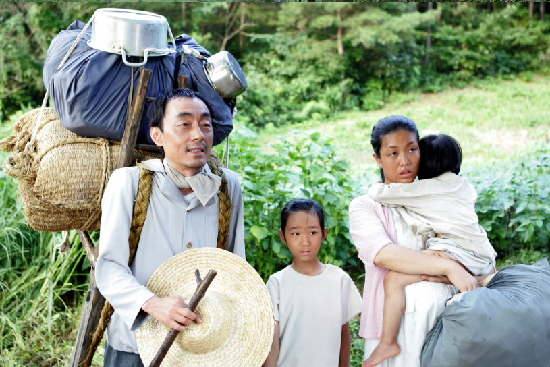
left=136, top=248, right=275, bottom=367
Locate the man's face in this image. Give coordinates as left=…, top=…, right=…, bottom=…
left=151, top=97, right=213, bottom=176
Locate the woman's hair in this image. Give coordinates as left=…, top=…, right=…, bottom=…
left=280, top=199, right=325, bottom=232
left=147, top=88, right=213, bottom=131
left=418, top=134, right=462, bottom=179
left=370, top=115, right=419, bottom=182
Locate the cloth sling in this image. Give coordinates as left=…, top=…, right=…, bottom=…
left=83, top=157, right=231, bottom=367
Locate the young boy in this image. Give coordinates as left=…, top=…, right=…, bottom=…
left=263, top=199, right=362, bottom=367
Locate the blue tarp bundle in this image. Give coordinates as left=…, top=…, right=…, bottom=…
left=44, top=20, right=233, bottom=146
left=421, top=258, right=550, bottom=367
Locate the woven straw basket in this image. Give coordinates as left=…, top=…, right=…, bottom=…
left=0, top=108, right=160, bottom=232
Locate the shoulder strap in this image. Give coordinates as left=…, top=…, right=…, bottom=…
left=128, top=167, right=154, bottom=265
left=84, top=166, right=153, bottom=367
left=207, top=154, right=231, bottom=250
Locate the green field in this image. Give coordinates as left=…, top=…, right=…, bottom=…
left=256, top=74, right=550, bottom=173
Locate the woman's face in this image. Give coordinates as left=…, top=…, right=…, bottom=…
left=374, top=129, right=420, bottom=184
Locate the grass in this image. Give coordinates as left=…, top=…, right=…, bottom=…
left=255, top=74, right=550, bottom=174
left=0, top=148, right=96, bottom=366
left=1, top=74, right=548, bottom=366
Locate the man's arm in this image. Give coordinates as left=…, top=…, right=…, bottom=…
left=96, top=168, right=157, bottom=329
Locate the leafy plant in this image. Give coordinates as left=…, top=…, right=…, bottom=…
left=218, top=126, right=361, bottom=280
left=466, top=147, right=550, bottom=257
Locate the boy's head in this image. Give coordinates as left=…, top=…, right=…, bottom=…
left=418, top=134, right=462, bottom=180
left=280, top=199, right=325, bottom=232
left=279, top=199, right=327, bottom=263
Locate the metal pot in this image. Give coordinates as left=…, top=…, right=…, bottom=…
left=87, top=8, right=175, bottom=67
left=205, top=51, right=248, bottom=99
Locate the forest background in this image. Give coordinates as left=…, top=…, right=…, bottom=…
left=1, top=2, right=549, bottom=366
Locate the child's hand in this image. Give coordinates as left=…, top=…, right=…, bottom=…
left=445, top=262, right=479, bottom=292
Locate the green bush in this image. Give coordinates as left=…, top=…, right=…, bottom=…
left=218, top=126, right=361, bottom=280
left=466, top=147, right=550, bottom=257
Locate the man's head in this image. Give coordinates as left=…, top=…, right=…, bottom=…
left=148, top=89, right=214, bottom=176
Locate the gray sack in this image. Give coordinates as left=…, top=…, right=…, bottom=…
left=421, top=258, right=550, bottom=367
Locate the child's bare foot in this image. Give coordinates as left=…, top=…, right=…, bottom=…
left=362, top=342, right=401, bottom=367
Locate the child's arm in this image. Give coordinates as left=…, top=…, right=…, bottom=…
left=339, top=322, right=351, bottom=367
left=368, top=181, right=417, bottom=207
left=262, top=322, right=280, bottom=367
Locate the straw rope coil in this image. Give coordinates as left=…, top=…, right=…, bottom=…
left=0, top=108, right=160, bottom=232
left=136, top=248, right=275, bottom=367
left=206, top=154, right=231, bottom=250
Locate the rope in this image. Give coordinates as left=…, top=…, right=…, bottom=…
left=207, top=155, right=231, bottom=250
left=82, top=167, right=153, bottom=367
left=84, top=156, right=230, bottom=365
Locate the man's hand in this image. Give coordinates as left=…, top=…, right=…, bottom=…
left=142, top=296, right=202, bottom=331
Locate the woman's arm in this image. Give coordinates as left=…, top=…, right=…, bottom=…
left=262, top=322, right=280, bottom=367
left=350, top=195, right=477, bottom=291
left=339, top=322, right=351, bottom=367
left=375, top=244, right=478, bottom=292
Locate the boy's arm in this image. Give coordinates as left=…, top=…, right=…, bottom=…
left=262, top=322, right=280, bottom=367
left=368, top=180, right=433, bottom=208
left=367, top=182, right=413, bottom=207
left=339, top=322, right=351, bottom=367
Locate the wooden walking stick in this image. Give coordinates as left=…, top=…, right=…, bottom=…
left=70, top=68, right=152, bottom=367
left=149, top=269, right=217, bottom=367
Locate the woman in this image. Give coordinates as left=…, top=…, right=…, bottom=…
left=349, top=116, right=485, bottom=367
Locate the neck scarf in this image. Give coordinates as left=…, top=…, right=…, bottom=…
left=163, top=159, right=221, bottom=206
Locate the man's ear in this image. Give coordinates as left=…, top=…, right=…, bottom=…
left=150, top=126, right=163, bottom=146
left=322, top=228, right=328, bottom=241
left=278, top=230, right=287, bottom=245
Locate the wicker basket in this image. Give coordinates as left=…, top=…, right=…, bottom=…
left=0, top=108, right=161, bottom=232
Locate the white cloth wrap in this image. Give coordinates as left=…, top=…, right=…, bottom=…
left=364, top=208, right=458, bottom=367
left=158, top=159, right=221, bottom=206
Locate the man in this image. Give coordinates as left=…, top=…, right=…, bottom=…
left=96, top=88, right=245, bottom=366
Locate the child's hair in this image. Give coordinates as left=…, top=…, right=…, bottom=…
left=280, top=199, right=325, bottom=232
left=418, top=134, right=462, bottom=180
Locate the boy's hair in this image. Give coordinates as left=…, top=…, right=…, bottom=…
left=280, top=199, right=325, bottom=232
left=418, top=134, right=462, bottom=180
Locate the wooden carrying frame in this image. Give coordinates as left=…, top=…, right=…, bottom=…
left=69, top=72, right=193, bottom=367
